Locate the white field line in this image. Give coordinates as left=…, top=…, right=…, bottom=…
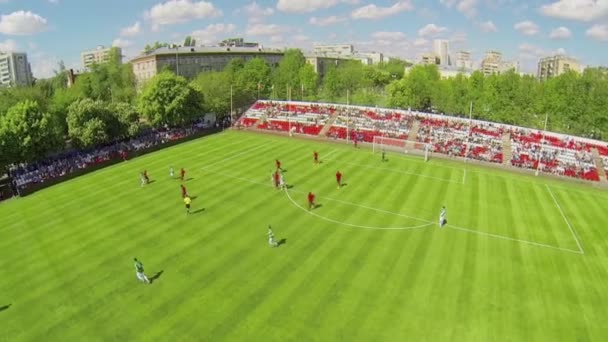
left=283, top=188, right=434, bottom=230
left=202, top=163, right=583, bottom=254
left=199, top=167, right=435, bottom=229
left=323, top=158, right=462, bottom=185
left=446, top=224, right=584, bottom=255
left=463, top=168, right=467, bottom=185
left=323, top=149, right=339, bottom=160
left=545, top=184, right=585, bottom=254
left=371, top=144, right=608, bottom=202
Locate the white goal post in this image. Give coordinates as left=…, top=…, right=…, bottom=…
left=372, top=136, right=431, bottom=161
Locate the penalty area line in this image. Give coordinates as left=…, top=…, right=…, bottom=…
left=445, top=224, right=583, bottom=255
left=545, top=184, right=585, bottom=254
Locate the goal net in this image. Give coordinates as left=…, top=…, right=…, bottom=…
left=372, top=136, right=431, bottom=161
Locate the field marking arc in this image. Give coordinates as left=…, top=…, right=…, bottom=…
left=283, top=188, right=434, bottom=230
left=199, top=167, right=435, bottom=230
left=202, top=164, right=584, bottom=255
left=545, top=184, right=585, bottom=254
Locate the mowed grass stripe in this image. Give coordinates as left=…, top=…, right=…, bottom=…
left=2, top=130, right=608, bottom=341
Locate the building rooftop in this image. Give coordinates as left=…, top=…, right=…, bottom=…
left=133, top=45, right=284, bottom=60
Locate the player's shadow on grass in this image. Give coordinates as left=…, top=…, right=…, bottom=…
left=147, top=180, right=157, bottom=184
left=185, top=178, right=194, bottom=181
left=280, top=169, right=287, bottom=173
left=191, top=208, right=205, bottom=215
left=313, top=204, right=322, bottom=210
left=190, top=195, right=198, bottom=201
left=340, top=183, right=348, bottom=187
left=0, top=304, right=11, bottom=312
left=277, top=238, right=287, bottom=246
left=150, top=271, right=164, bottom=284
left=285, top=184, right=294, bottom=189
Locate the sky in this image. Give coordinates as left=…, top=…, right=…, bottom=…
left=0, top=0, right=607, bottom=79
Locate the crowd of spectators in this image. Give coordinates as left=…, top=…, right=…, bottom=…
left=241, top=100, right=607, bottom=182
left=9, top=120, right=213, bottom=193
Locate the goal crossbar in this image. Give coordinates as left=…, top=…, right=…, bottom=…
left=373, top=136, right=431, bottom=161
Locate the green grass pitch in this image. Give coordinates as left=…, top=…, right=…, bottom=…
left=1, top=130, right=608, bottom=341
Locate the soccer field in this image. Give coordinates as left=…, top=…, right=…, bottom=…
left=1, top=130, right=608, bottom=341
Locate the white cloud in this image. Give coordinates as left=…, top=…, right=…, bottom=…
left=457, top=0, right=477, bottom=17
left=112, top=38, right=133, bottom=49
left=190, top=23, right=236, bottom=44
left=479, top=20, right=497, bottom=32
left=243, top=1, right=274, bottom=23
left=450, top=31, right=467, bottom=44
left=120, top=21, right=142, bottom=37
left=309, top=15, right=346, bottom=26
left=144, top=0, right=222, bottom=27
left=418, top=23, right=447, bottom=37
left=246, top=23, right=291, bottom=36
left=0, top=39, right=18, bottom=52
left=277, top=0, right=360, bottom=13
left=586, top=24, right=608, bottom=41
left=371, top=31, right=406, bottom=41
left=440, top=0, right=477, bottom=17
left=549, top=26, right=572, bottom=39
left=518, top=43, right=545, bottom=60
left=413, top=38, right=428, bottom=47
left=514, top=20, right=539, bottom=36
left=270, top=35, right=283, bottom=43
left=28, top=52, right=60, bottom=79
left=555, top=47, right=567, bottom=55
left=540, top=0, right=608, bottom=22
left=0, top=11, right=49, bottom=35
left=351, top=1, right=414, bottom=20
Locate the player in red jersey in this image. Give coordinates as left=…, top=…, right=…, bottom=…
left=276, top=159, right=281, bottom=171
left=308, top=192, right=315, bottom=210
left=181, top=184, right=188, bottom=198
left=274, top=171, right=280, bottom=189
left=143, top=170, right=150, bottom=184
left=313, top=151, right=319, bottom=164
left=336, top=171, right=342, bottom=189
left=180, top=168, right=186, bottom=181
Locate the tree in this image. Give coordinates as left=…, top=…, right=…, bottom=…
left=137, top=71, right=203, bottom=127
left=143, top=41, right=169, bottom=54
left=299, top=63, right=318, bottom=100
left=272, top=49, right=306, bottom=98
left=0, top=100, right=64, bottom=163
left=239, top=57, right=272, bottom=100
left=109, top=102, right=142, bottom=138
left=67, top=99, right=121, bottom=148
left=183, top=36, right=196, bottom=47
left=191, top=71, right=231, bottom=116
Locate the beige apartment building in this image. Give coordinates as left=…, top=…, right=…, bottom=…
left=81, top=46, right=122, bottom=71
left=0, top=52, right=33, bottom=86
left=480, top=51, right=519, bottom=75
left=130, top=46, right=283, bottom=86
left=537, top=55, right=582, bottom=80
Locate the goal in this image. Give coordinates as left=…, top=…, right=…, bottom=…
left=372, top=136, right=431, bottom=161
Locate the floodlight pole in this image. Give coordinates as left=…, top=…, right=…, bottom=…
left=346, top=89, right=350, bottom=143
left=536, top=113, right=549, bottom=176
left=230, top=84, right=233, bottom=129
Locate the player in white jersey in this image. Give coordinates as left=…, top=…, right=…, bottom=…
left=169, top=166, right=174, bottom=178
left=279, top=172, right=286, bottom=189
left=439, top=206, right=446, bottom=228
left=268, top=225, right=278, bottom=247
left=134, top=258, right=150, bottom=284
